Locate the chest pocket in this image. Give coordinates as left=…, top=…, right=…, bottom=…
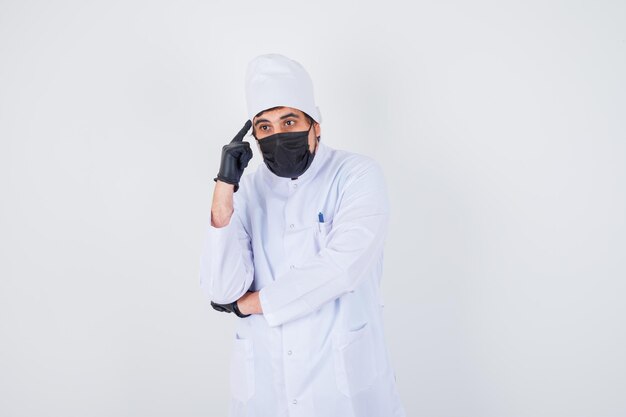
left=314, top=217, right=334, bottom=253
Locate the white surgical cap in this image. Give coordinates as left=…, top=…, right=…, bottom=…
left=245, top=53, right=322, bottom=123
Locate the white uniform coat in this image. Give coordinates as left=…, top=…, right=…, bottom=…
left=199, top=140, right=406, bottom=417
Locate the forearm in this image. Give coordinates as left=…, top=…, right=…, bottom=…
left=259, top=213, right=388, bottom=326
left=211, top=180, right=235, bottom=227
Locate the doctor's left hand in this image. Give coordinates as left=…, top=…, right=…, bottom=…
left=237, top=291, right=263, bottom=315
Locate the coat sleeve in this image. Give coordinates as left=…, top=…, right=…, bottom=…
left=198, top=198, right=254, bottom=305
left=258, top=159, right=390, bottom=327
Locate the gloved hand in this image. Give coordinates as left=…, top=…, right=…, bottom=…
left=210, top=300, right=251, bottom=318
left=213, top=120, right=253, bottom=193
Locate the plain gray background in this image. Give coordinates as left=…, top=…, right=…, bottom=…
left=1, top=1, right=625, bottom=416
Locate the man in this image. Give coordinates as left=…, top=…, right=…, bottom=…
left=199, top=53, right=406, bottom=417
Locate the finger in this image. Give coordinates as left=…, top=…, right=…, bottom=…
left=240, top=148, right=253, bottom=169
left=230, top=120, right=252, bottom=143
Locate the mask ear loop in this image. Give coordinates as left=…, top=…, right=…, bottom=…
left=307, top=117, right=321, bottom=142
left=313, top=120, right=321, bottom=142
left=308, top=119, right=322, bottom=153
left=305, top=118, right=321, bottom=151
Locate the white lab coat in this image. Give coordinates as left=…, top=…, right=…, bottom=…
left=199, top=140, right=406, bottom=417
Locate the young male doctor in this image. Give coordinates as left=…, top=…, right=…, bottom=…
left=199, top=53, right=406, bottom=417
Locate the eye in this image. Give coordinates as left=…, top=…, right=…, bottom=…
left=260, top=125, right=270, bottom=131
left=285, top=120, right=296, bottom=126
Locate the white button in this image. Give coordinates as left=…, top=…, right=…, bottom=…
left=289, top=224, right=294, bottom=229
left=292, top=399, right=297, bottom=405
left=293, top=183, right=298, bottom=188
left=287, top=350, right=293, bottom=355
left=290, top=264, right=295, bottom=269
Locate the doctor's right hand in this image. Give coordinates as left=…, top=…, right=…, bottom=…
left=213, top=120, right=253, bottom=193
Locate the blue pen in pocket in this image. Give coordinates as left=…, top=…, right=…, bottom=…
left=318, top=212, right=324, bottom=232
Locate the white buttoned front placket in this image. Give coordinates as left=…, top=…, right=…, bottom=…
left=280, top=177, right=315, bottom=417
left=199, top=140, right=407, bottom=417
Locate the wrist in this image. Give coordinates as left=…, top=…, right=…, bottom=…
left=237, top=291, right=262, bottom=316
left=215, top=179, right=236, bottom=191
left=232, top=300, right=251, bottom=318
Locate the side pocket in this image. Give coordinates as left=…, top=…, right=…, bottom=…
left=229, top=334, right=255, bottom=403
left=332, top=322, right=379, bottom=397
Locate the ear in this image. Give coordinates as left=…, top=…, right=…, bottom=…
left=314, top=122, right=321, bottom=139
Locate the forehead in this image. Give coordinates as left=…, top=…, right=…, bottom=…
left=253, top=106, right=305, bottom=122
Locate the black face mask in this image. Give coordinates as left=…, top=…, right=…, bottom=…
left=256, top=122, right=316, bottom=179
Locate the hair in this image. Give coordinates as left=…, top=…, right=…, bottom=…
left=252, top=106, right=316, bottom=138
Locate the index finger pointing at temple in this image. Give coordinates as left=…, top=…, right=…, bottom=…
left=231, top=120, right=252, bottom=143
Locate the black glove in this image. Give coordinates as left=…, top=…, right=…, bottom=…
left=210, top=300, right=251, bottom=318
left=213, top=120, right=253, bottom=193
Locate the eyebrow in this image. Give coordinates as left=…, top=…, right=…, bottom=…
left=254, top=112, right=301, bottom=126
left=279, top=112, right=301, bottom=120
